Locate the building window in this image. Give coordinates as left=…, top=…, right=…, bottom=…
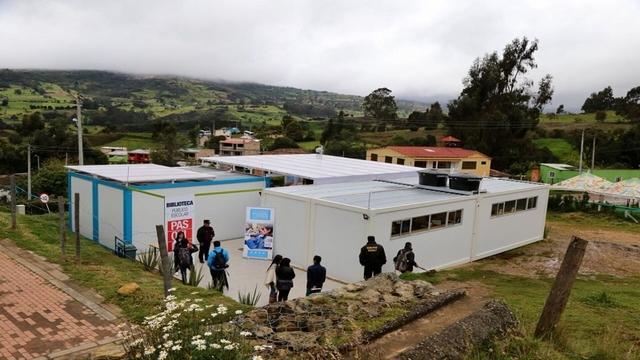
left=430, top=212, right=447, bottom=229
left=461, top=161, right=477, bottom=170
left=415, top=160, right=427, bottom=168
left=491, top=196, right=539, bottom=218
left=549, top=171, right=556, bottom=178
left=370, top=153, right=378, bottom=161
left=411, top=215, right=429, bottom=232
left=385, top=156, right=393, bottom=163
left=397, top=158, right=405, bottom=165
left=437, top=161, right=451, bottom=169
left=391, top=209, right=463, bottom=238
left=481, top=161, right=487, bottom=165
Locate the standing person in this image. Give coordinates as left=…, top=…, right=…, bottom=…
left=393, top=242, right=419, bottom=274
left=173, top=231, right=198, bottom=285
left=306, top=255, right=326, bottom=296
left=264, top=255, right=283, bottom=304
left=207, top=240, right=229, bottom=292
left=275, top=258, right=295, bottom=302
left=359, top=236, right=386, bottom=280
left=197, top=219, right=215, bottom=264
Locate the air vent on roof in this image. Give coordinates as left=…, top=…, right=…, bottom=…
left=448, top=173, right=482, bottom=192
left=418, top=170, right=448, bottom=187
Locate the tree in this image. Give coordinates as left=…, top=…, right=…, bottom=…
left=446, top=37, right=553, bottom=171
left=1, top=98, right=7, bottom=106
left=32, top=159, right=67, bottom=197
left=616, top=86, right=640, bottom=121
left=19, top=112, right=45, bottom=136
left=151, top=121, right=186, bottom=166
left=425, top=102, right=445, bottom=130
left=363, top=88, right=398, bottom=131
left=595, top=110, right=607, bottom=122
left=269, top=137, right=299, bottom=151
left=556, top=104, right=564, bottom=114
left=205, top=135, right=227, bottom=150
left=581, top=86, right=616, bottom=113
left=283, top=119, right=305, bottom=141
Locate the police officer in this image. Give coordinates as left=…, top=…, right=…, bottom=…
left=359, top=236, right=387, bottom=280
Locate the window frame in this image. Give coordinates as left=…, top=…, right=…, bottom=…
left=461, top=161, right=477, bottom=170
left=391, top=209, right=464, bottom=239
left=370, top=153, right=378, bottom=161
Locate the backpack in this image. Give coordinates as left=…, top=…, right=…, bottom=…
left=395, top=250, right=409, bottom=272
left=212, top=249, right=227, bottom=270
left=177, top=247, right=191, bottom=267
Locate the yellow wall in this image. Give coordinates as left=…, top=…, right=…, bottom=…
left=366, top=148, right=491, bottom=177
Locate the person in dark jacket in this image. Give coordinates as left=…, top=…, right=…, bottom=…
left=173, top=231, right=198, bottom=284
left=359, top=236, right=386, bottom=280
left=196, top=219, right=215, bottom=263
left=264, top=255, right=283, bottom=304
left=393, top=242, right=419, bottom=273
left=306, top=255, right=326, bottom=296
left=275, top=258, right=295, bottom=302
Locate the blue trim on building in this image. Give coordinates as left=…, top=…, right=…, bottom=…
left=92, top=179, right=99, bottom=242
left=132, top=177, right=263, bottom=190
left=123, top=189, right=133, bottom=245
left=67, top=172, right=72, bottom=230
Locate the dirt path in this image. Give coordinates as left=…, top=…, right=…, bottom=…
left=362, top=282, right=490, bottom=359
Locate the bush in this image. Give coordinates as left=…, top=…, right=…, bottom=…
left=122, top=292, right=271, bottom=359
left=32, top=159, right=67, bottom=197
left=595, top=110, right=607, bottom=122
left=237, top=286, right=261, bottom=307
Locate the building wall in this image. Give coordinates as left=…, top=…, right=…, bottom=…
left=473, top=187, right=549, bottom=259
left=366, top=148, right=491, bottom=176
left=69, top=176, right=94, bottom=240
left=98, top=184, right=124, bottom=249
left=262, top=194, right=310, bottom=267
left=131, top=190, right=164, bottom=254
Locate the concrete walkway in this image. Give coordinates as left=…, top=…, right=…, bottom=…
left=189, top=238, right=345, bottom=306
left=0, top=241, right=121, bottom=360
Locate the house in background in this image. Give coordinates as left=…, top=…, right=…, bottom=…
left=366, top=146, right=491, bottom=177
left=219, top=138, right=261, bottom=156
left=128, top=149, right=151, bottom=164
left=539, top=163, right=640, bottom=184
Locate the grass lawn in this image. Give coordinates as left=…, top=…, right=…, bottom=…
left=0, top=211, right=243, bottom=323
left=539, top=111, right=626, bottom=124
left=104, top=132, right=156, bottom=150
left=533, top=138, right=580, bottom=165
left=297, top=140, right=320, bottom=151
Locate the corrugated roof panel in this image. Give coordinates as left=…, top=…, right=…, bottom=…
left=66, top=164, right=216, bottom=184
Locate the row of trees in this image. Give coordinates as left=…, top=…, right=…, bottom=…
left=581, top=85, right=640, bottom=121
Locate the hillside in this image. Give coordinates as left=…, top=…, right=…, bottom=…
left=0, top=69, right=425, bottom=122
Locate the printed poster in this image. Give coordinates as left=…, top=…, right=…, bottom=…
left=243, top=207, right=274, bottom=260
left=165, top=196, right=195, bottom=252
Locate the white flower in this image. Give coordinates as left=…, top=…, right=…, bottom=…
left=220, top=339, right=231, bottom=344
left=162, top=333, right=170, bottom=340
left=254, top=344, right=272, bottom=351
left=167, top=288, right=176, bottom=292
left=224, top=344, right=234, bottom=350
left=210, top=343, right=221, bottom=349
left=211, top=313, right=218, bottom=318
left=204, top=331, right=212, bottom=336
left=171, top=344, right=182, bottom=351
left=143, top=346, right=155, bottom=355
left=190, top=291, right=199, bottom=295
left=253, top=356, right=264, bottom=360
left=130, top=338, right=143, bottom=346
left=240, top=331, right=252, bottom=337
left=196, top=344, right=207, bottom=350
left=158, top=350, right=168, bottom=360
left=235, top=310, right=243, bottom=315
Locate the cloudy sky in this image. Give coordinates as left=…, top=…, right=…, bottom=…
left=1, top=0, right=639, bottom=110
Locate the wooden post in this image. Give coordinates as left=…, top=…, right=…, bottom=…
left=10, top=174, right=17, bottom=230
left=74, top=193, right=80, bottom=263
left=156, top=225, right=172, bottom=297
left=535, top=236, right=588, bottom=338
left=58, top=196, right=66, bottom=258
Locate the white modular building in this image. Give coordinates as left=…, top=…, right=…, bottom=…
left=66, top=164, right=265, bottom=253
left=201, top=154, right=422, bottom=185
left=262, top=175, right=549, bottom=283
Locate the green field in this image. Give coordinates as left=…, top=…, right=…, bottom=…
left=104, top=132, right=156, bottom=150
left=533, top=138, right=580, bottom=164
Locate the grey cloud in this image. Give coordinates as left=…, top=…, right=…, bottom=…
left=1, top=0, right=639, bottom=110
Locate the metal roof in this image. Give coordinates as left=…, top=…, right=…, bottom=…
left=540, top=163, right=576, bottom=171
left=200, top=154, right=421, bottom=184
left=66, top=164, right=216, bottom=184
left=266, top=177, right=546, bottom=210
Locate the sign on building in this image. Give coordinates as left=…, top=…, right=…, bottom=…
left=165, top=196, right=195, bottom=252
left=243, top=207, right=274, bottom=260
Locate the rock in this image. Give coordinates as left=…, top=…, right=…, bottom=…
left=116, top=282, right=139, bottom=295
left=345, top=283, right=366, bottom=292
left=254, top=325, right=274, bottom=338
left=360, top=289, right=381, bottom=304
left=392, top=282, right=415, bottom=299
left=272, top=331, right=319, bottom=350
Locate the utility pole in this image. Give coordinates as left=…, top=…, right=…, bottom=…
left=27, top=144, right=31, bottom=200
left=591, top=136, right=596, bottom=170
left=76, top=97, right=84, bottom=165
left=578, top=129, right=585, bottom=173
left=35, top=154, right=40, bottom=171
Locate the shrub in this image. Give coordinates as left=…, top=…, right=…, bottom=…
left=237, top=286, right=261, bottom=307
left=187, top=265, right=205, bottom=287
left=138, top=248, right=159, bottom=272
left=121, top=292, right=271, bottom=359
left=595, top=110, right=607, bottom=122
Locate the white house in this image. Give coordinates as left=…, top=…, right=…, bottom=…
left=261, top=175, right=549, bottom=283
left=66, top=164, right=265, bottom=253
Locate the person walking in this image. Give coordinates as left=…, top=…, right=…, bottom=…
left=275, top=258, right=295, bottom=302
left=393, top=242, right=419, bottom=274
left=207, top=240, right=229, bottom=292
left=197, top=219, right=215, bottom=263
left=173, top=231, right=198, bottom=285
left=306, top=255, right=326, bottom=296
left=264, top=255, right=283, bottom=304
left=359, top=236, right=386, bottom=280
